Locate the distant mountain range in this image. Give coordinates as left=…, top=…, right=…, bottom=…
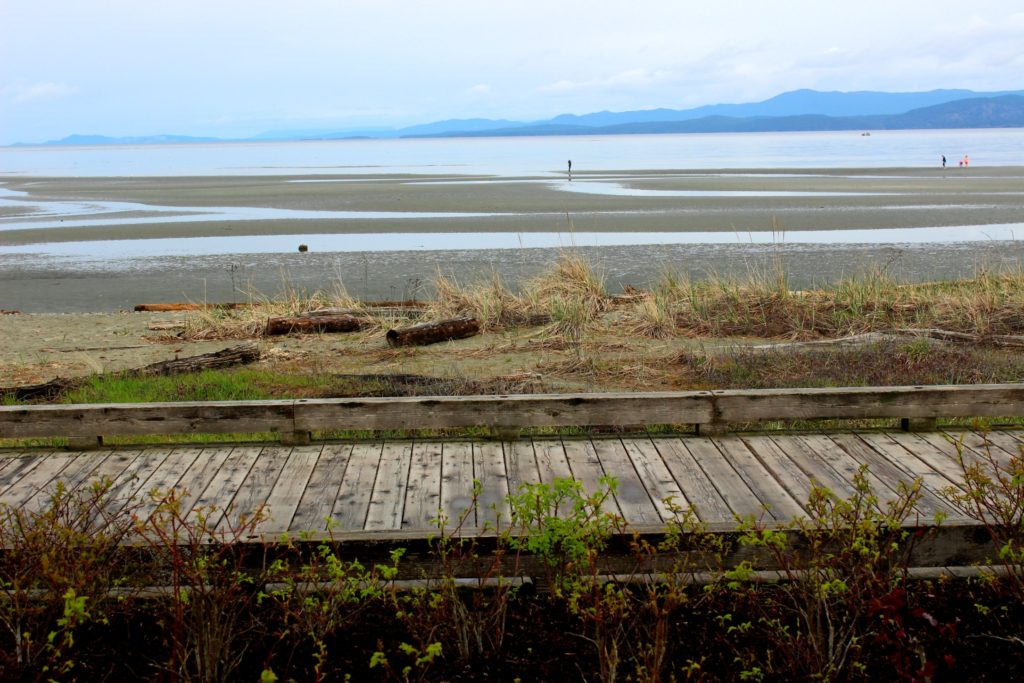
left=26, top=88, right=1024, bottom=146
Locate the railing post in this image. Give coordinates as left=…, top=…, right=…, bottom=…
left=901, top=417, right=938, bottom=432
left=281, top=430, right=312, bottom=446
left=68, top=436, right=103, bottom=450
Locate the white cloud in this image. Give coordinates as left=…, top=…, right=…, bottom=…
left=5, top=82, right=79, bottom=104
left=539, top=68, right=673, bottom=94
left=468, top=84, right=492, bottom=94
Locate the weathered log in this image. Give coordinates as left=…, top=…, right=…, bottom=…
left=386, top=317, right=480, bottom=347
left=1, top=377, right=82, bottom=402
left=264, top=315, right=370, bottom=336
left=0, top=343, right=261, bottom=402
left=306, top=306, right=426, bottom=318
left=134, top=303, right=250, bottom=312
left=139, top=342, right=261, bottom=376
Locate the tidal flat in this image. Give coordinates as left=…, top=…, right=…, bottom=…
left=2, top=167, right=1023, bottom=312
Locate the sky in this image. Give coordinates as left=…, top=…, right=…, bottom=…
left=1, top=0, right=1022, bottom=145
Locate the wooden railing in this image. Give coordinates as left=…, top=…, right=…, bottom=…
left=1, top=384, right=1022, bottom=446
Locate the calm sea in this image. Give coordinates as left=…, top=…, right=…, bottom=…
left=3, top=128, right=1024, bottom=177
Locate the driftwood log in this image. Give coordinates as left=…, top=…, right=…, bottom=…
left=139, top=343, right=261, bottom=375
left=133, top=303, right=250, bottom=312
left=264, top=315, right=370, bottom=336
left=0, top=343, right=261, bottom=402
left=386, top=317, right=480, bottom=347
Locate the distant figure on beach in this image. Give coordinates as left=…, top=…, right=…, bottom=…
left=964, top=154, right=969, bottom=168
left=567, top=159, right=572, bottom=181
left=941, top=154, right=946, bottom=167
left=959, top=158, right=963, bottom=168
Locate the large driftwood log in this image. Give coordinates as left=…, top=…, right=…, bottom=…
left=134, top=303, right=250, bottom=312
left=139, top=342, right=261, bottom=376
left=386, top=317, right=481, bottom=347
left=0, top=343, right=262, bottom=402
left=264, top=315, right=369, bottom=336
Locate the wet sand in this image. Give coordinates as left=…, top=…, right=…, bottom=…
left=2, top=168, right=1024, bottom=312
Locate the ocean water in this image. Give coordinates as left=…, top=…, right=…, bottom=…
left=3, top=128, right=1024, bottom=177
left=2, top=130, right=1024, bottom=311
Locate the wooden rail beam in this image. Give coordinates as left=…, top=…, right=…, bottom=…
left=1, top=383, right=1022, bottom=441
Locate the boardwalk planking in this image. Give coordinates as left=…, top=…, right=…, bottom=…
left=562, top=439, right=621, bottom=517
left=651, top=438, right=732, bottom=522
left=2, top=429, right=1020, bottom=546
left=592, top=438, right=661, bottom=525
left=504, top=440, right=540, bottom=494
left=365, top=442, right=412, bottom=530
left=261, top=445, right=322, bottom=536
left=219, top=446, right=291, bottom=534
left=472, top=442, right=510, bottom=527
left=1, top=452, right=78, bottom=509
left=621, top=437, right=687, bottom=521
left=829, top=433, right=960, bottom=520
left=711, top=437, right=805, bottom=520
left=130, top=447, right=205, bottom=524
left=681, top=437, right=769, bottom=520
left=740, top=435, right=815, bottom=510
left=291, top=443, right=350, bottom=533
left=440, top=441, right=476, bottom=528
left=403, top=441, right=443, bottom=529
left=533, top=439, right=573, bottom=484
left=798, top=434, right=905, bottom=508
left=17, top=451, right=100, bottom=515
left=333, top=443, right=382, bottom=530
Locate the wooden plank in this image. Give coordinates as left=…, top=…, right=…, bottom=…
left=771, top=434, right=858, bottom=500
left=5, top=384, right=1024, bottom=441
left=829, top=434, right=961, bottom=520
left=979, top=430, right=1024, bottom=458
left=0, top=452, right=51, bottom=497
left=592, top=439, right=660, bottom=525
left=167, top=447, right=235, bottom=522
left=295, top=392, right=716, bottom=432
left=84, top=449, right=141, bottom=489
left=15, top=452, right=99, bottom=514
left=713, top=384, right=1024, bottom=423
left=331, top=443, right=381, bottom=531
left=935, top=430, right=1014, bottom=468
left=0, top=452, right=78, bottom=509
left=504, top=440, right=540, bottom=496
left=650, top=438, right=732, bottom=522
left=712, top=436, right=805, bottom=521
left=364, top=442, right=412, bottom=531
left=472, top=442, right=510, bottom=528
left=130, top=447, right=205, bottom=524
left=102, top=447, right=173, bottom=515
left=259, top=445, right=321, bottom=536
left=190, top=448, right=260, bottom=530
left=740, top=435, right=815, bottom=510
left=402, top=442, right=443, bottom=529
left=440, top=441, right=476, bottom=528
left=621, top=437, right=688, bottom=521
left=291, top=443, right=350, bottom=533
left=681, top=437, right=770, bottom=520
left=219, top=446, right=292, bottom=534
left=881, top=432, right=969, bottom=490
left=0, top=400, right=295, bottom=439
left=562, top=439, right=621, bottom=517
left=860, top=433, right=970, bottom=515
left=533, top=439, right=573, bottom=483
left=797, top=433, right=903, bottom=508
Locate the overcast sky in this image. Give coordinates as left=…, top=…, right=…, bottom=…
left=1, top=0, right=1022, bottom=145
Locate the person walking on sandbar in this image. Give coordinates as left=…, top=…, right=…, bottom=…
left=941, top=154, right=946, bottom=168
left=567, top=159, right=572, bottom=181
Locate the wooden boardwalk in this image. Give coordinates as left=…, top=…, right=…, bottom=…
left=2, top=429, right=1020, bottom=538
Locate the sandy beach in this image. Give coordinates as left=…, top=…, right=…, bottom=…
left=2, top=167, right=1024, bottom=312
